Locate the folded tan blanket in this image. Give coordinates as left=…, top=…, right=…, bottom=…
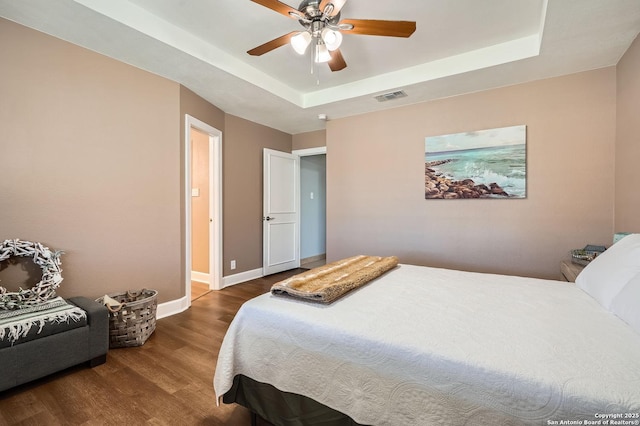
left=271, top=255, right=399, bottom=304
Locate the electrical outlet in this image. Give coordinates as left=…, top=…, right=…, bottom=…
left=230, top=260, right=236, bottom=270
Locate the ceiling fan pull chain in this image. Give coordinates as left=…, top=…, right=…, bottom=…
left=310, top=39, right=315, bottom=74
left=315, top=56, right=321, bottom=86
left=313, top=37, right=321, bottom=85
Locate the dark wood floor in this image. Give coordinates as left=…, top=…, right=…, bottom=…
left=192, top=280, right=212, bottom=301
left=0, top=268, right=307, bottom=426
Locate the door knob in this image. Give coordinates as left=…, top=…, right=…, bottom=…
left=264, top=216, right=275, bottom=221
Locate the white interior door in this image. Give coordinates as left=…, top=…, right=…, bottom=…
left=263, top=148, right=300, bottom=275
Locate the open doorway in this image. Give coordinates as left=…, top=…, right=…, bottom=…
left=185, top=115, right=222, bottom=308
left=190, top=128, right=211, bottom=300
left=295, top=147, right=327, bottom=269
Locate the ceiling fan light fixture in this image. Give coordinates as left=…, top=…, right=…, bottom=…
left=249, top=0, right=417, bottom=75
left=315, top=41, right=331, bottom=63
left=321, top=28, right=342, bottom=51
left=291, top=31, right=312, bottom=55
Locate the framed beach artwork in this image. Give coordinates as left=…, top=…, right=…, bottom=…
left=424, top=125, right=527, bottom=199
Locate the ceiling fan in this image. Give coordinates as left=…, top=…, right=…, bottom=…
left=248, top=0, right=416, bottom=72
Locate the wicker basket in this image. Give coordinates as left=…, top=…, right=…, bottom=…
left=96, top=289, right=158, bottom=348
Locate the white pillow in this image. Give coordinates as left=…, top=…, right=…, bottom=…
left=610, top=272, right=640, bottom=335
left=575, top=233, right=640, bottom=309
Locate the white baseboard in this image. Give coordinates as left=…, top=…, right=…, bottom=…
left=157, top=296, right=189, bottom=320
left=155, top=268, right=264, bottom=319
left=222, top=267, right=263, bottom=289
left=191, top=271, right=210, bottom=284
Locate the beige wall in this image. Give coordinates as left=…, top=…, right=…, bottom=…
left=223, top=114, right=292, bottom=276
left=293, top=130, right=326, bottom=150
left=0, top=19, right=293, bottom=304
left=615, top=34, right=640, bottom=233
left=190, top=129, right=210, bottom=273
left=0, top=19, right=182, bottom=302
left=327, top=68, right=617, bottom=280
left=179, top=86, right=225, bottom=134
left=178, top=91, right=293, bottom=279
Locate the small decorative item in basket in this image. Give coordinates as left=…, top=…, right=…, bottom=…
left=570, top=245, right=606, bottom=266
left=96, top=289, right=158, bottom=348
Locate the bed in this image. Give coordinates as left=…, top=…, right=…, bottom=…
left=214, top=236, right=640, bottom=425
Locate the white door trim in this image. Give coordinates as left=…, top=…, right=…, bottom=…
left=293, top=146, right=327, bottom=266
left=292, top=147, right=327, bottom=156
left=185, top=115, right=223, bottom=307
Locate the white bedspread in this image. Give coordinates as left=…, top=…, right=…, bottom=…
left=214, top=264, right=640, bottom=425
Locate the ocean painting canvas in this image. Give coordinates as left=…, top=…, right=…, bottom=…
left=425, top=125, right=526, bottom=199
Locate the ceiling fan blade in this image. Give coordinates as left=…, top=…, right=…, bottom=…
left=247, top=31, right=297, bottom=56
left=319, top=0, right=347, bottom=17
left=250, top=0, right=300, bottom=19
left=339, top=19, right=416, bottom=37
left=328, top=49, right=347, bottom=71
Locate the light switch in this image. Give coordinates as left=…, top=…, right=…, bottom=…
left=191, top=188, right=200, bottom=197
left=310, top=192, right=314, bottom=200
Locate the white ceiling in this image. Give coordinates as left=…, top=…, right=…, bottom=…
left=1, top=0, right=639, bottom=134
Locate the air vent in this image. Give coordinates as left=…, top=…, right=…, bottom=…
left=374, top=90, right=407, bottom=102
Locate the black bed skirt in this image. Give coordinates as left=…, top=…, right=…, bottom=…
left=223, top=375, right=366, bottom=426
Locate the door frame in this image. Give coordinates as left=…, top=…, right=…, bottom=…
left=185, top=114, right=223, bottom=306
left=291, top=146, right=327, bottom=263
